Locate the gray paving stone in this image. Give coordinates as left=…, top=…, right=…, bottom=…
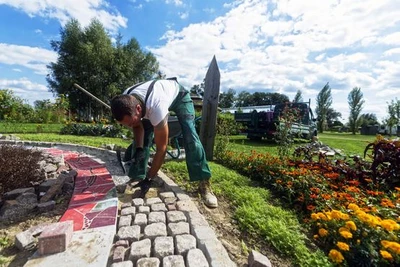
left=137, top=257, right=160, bottom=267
left=186, top=248, right=209, bottom=267
left=175, top=234, right=196, bottom=256
left=121, top=202, right=132, bottom=209
left=111, top=261, right=133, bottom=267
left=176, top=200, right=198, bottom=213
left=145, top=197, right=162, bottom=205
left=121, top=206, right=136, bottom=216
left=151, top=203, right=168, bottom=212
left=164, top=197, right=177, bottom=205
left=133, top=213, right=148, bottom=232
left=192, top=225, right=216, bottom=246
left=199, top=239, right=236, bottom=267
left=159, top=191, right=175, bottom=200
left=248, top=250, right=272, bottom=267
left=115, top=240, right=130, bottom=248
left=117, top=225, right=141, bottom=244
left=167, top=204, right=177, bottom=211
left=149, top=211, right=166, bottom=224
left=163, top=255, right=185, bottom=267
left=132, top=198, right=144, bottom=207
left=166, top=211, right=187, bottom=223
left=167, top=222, right=190, bottom=236
left=176, top=193, right=190, bottom=201
left=144, top=222, right=167, bottom=240
left=113, top=246, right=127, bottom=263
left=138, top=205, right=150, bottom=215
left=153, top=236, right=174, bottom=259
left=129, top=238, right=151, bottom=263
left=187, top=212, right=209, bottom=234
left=118, top=215, right=132, bottom=228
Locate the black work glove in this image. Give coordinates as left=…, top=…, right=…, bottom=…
left=132, top=147, right=145, bottom=164
left=133, top=177, right=152, bottom=198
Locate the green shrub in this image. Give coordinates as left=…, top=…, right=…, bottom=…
left=60, top=123, right=124, bottom=137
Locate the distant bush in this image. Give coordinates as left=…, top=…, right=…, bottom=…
left=60, top=123, right=124, bottom=137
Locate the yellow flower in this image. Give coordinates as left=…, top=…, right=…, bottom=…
left=337, top=242, right=350, bottom=251
left=311, top=213, right=319, bottom=220
left=381, top=219, right=400, bottom=231
left=313, top=234, right=318, bottom=239
left=381, top=240, right=390, bottom=248
left=345, top=221, right=357, bottom=231
left=380, top=250, right=393, bottom=260
left=348, top=203, right=359, bottom=211
left=381, top=240, right=400, bottom=254
left=318, top=228, right=328, bottom=237
left=341, top=213, right=350, bottom=220
left=329, top=249, right=344, bottom=263
left=331, top=210, right=342, bottom=220
left=317, top=212, right=328, bottom=221
left=339, top=229, right=353, bottom=239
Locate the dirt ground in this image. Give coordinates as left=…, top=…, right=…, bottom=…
left=0, top=199, right=69, bottom=267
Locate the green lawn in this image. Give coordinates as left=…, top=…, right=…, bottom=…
left=227, top=132, right=379, bottom=157
left=0, top=122, right=63, bottom=133
left=13, top=133, right=132, bottom=148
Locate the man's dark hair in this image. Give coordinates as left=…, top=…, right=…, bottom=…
left=111, top=95, right=137, bottom=121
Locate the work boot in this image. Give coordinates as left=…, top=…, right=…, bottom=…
left=132, top=178, right=152, bottom=198
left=198, top=180, right=218, bottom=208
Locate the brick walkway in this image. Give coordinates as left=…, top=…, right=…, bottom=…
left=13, top=143, right=236, bottom=267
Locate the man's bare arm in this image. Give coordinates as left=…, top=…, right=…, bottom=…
left=147, top=116, right=169, bottom=179
left=133, top=121, right=144, bottom=148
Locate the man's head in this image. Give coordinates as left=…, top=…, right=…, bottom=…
left=111, top=95, right=142, bottom=128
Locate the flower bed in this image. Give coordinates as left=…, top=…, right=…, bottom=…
left=216, top=136, right=399, bottom=266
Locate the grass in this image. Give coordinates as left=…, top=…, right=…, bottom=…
left=0, top=122, right=64, bottom=133
left=13, top=133, right=132, bottom=148
left=227, top=132, right=379, bottom=157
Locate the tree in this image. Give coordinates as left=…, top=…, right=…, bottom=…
left=47, top=19, right=159, bottom=121
left=219, top=88, right=236, bottom=108
left=385, top=98, right=400, bottom=134
left=326, top=108, right=342, bottom=129
left=0, top=89, right=34, bottom=122
left=190, top=80, right=205, bottom=97
left=235, top=91, right=289, bottom=107
left=293, top=90, right=303, bottom=103
left=315, top=82, right=332, bottom=133
left=359, top=113, right=378, bottom=126
left=236, top=91, right=252, bottom=107
left=348, top=87, right=364, bottom=134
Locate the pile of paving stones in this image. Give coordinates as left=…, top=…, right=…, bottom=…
left=0, top=146, right=75, bottom=223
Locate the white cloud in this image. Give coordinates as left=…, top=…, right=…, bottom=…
left=179, top=12, right=189, bottom=19
left=165, top=0, right=183, bottom=6
left=12, top=68, right=22, bottom=72
left=0, top=43, right=57, bottom=75
left=203, top=8, right=215, bottom=14
left=383, top=48, right=400, bottom=57
left=149, top=0, right=400, bottom=121
left=0, top=78, right=53, bottom=104
left=0, top=0, right=127, bottom=32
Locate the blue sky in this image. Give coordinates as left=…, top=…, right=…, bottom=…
left=1, top=0, right=400, bottom=122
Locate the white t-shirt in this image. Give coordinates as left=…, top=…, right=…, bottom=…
left=123, top=80, right=180, bottom=126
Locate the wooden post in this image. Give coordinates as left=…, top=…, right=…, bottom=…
left=200, top=56, right=220, bottom=160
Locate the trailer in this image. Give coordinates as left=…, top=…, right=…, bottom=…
left=234, top=101, right=317, bottom=141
